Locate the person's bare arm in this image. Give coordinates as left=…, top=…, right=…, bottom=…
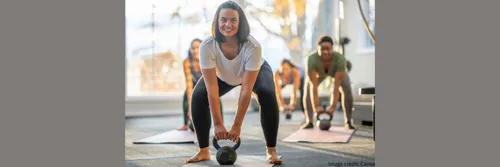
left=201, top=68, right=223, bottom=126
left=274, top=72, right=285, bottom=110
left=183, top=60, right=193, bottom=120
left=289, top=68, right=301, bottom=107
left=234, top=70, right=259, bottom=126
left=234, top=45, right=262, bottom=126
left=198, top=42, right=227, bottom=140
left=308, top=71, right=320, bottom=107
left=228, top=46, right=262, bottom=143
left=329, top=54, right=348, bottom=113
left=305, top=55, right=323, bottom=113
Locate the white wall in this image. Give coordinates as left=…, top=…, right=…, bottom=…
left=342, top=0, right=375, bottom=102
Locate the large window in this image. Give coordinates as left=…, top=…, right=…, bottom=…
left=126, top=0, right=214, bottom=97
left=125, top=0, right=288, bottom=97
left=357, top=0, right=375, bottom=52
left=126, top=0, right=342, bottom=97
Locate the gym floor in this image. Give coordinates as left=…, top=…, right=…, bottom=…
left=125, top=110, right=375, bottom=167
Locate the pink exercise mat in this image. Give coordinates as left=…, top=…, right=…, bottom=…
left=282, top=126, right=355, bottom=143
left=133, top=129, right=198, bottom=144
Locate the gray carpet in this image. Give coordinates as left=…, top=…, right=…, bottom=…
left=125, top=111, right=375, bottom=167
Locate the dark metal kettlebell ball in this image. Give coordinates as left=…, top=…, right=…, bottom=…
left=216, top=146, right=237, bottom=165
left=212, top=136, right=241, bottom=165
left=316, top=104, right=333, bottom=130
left=285, top=110, right=292, bottom=120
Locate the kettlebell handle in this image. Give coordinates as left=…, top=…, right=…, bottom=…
left=212, top=136, right=241, bottom=151
left=316, top=111, right=333, bottom=121
left=316, top=104, right=333, bottom=121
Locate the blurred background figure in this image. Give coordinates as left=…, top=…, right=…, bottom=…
left=274, top=59, right=306, bottom=121
left=178, top=38, right=224, bottom=130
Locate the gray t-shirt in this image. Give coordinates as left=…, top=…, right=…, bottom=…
left=199, top=35, right=264, bottom=86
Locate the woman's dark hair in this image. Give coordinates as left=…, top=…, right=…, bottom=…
left=317, top=35, right=334, bottom=46
left=211, top=1, right=250, bottom=44
left=187, top=38, right=202, bottom=60
left=280, top=59, right=297, bottom=69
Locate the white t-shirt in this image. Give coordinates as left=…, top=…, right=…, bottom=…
left=199, top=35, right=264, bottom=86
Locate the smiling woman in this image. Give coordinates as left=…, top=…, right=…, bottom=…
left=185, top=1, right=283, bottom=165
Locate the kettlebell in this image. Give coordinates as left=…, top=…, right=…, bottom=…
left=285, top=110, right=292, bottom=120
left=188, top=121, right=194, bottom=131
left=316, top=105, right=333, bottom=130
left=212, top=136, right=241, bottom=165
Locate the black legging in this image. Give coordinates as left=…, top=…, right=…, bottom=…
left=191, top=61, right=280, bottom=148
left=182, top=89, right=223, bottom=125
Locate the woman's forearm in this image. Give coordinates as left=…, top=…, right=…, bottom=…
left=331, top=85, right=340, bottom=108
left=274, top=74, right=285, bottom=108
left=233, top=89, right=252, bottom=126
left=290, top=91, right=297, bottom=106
left=291, top=72, right=301, bottom=106
left=187, top=83, right=193, bottom=105
left=275, top=89, right=285, bottom=108
left=201, top=68, right=223, bottom=126
left=186, top=85, right=193, bottom=121
left=313, top=85, right=320, bottom=106
left=208, top=91, right=224, bottom=126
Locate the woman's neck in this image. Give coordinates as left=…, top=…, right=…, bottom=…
left=224, top=36, right=239, bottom=46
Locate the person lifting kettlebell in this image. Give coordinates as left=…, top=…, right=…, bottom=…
left=185, top=1, right=282, bottom=165
left=274, top=59, right=306, bottom=120
left=301, top=35, right=355, bottom=130
left=316, top=103, right=333, bottom=130
left=178, top=38, right=225, bottom=131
